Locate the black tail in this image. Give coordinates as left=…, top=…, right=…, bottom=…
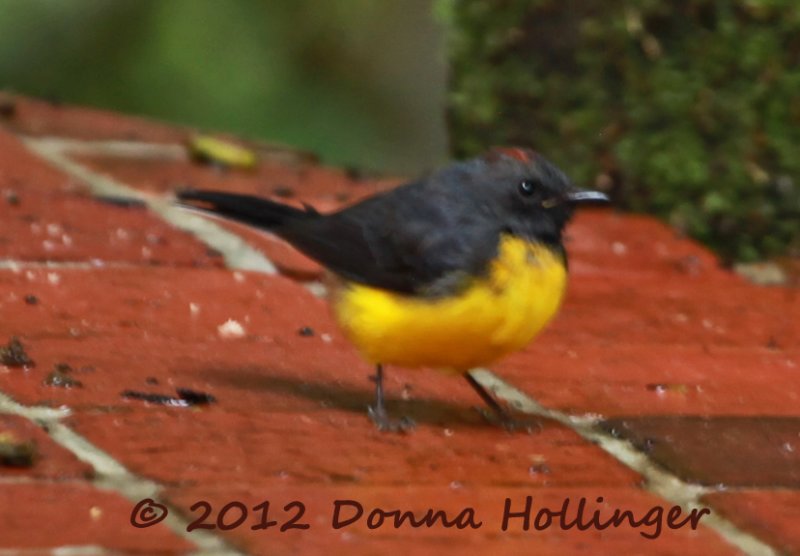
left=176, top=190, right=315, bottom=230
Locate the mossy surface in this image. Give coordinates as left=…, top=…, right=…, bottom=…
left=440, top=0, right=800, bottom=262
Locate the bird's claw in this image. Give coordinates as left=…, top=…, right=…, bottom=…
left=368, top=405, right=415, bottom=433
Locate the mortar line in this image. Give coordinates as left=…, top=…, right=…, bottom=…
left=22, top=138, right=189, bottom=160
left=468, top=369, right=778, bottom=556
left=21, top=137, right=277, bottom=274
left=0, top=392, right=243, bottom=556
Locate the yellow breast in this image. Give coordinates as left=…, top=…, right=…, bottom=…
left=331, top=236, right=567, bottom=372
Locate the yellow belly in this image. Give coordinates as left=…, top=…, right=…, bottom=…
left=331, top=236, right=568, bottom=372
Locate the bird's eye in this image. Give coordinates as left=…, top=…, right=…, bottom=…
left=518, top=179, right=537, bottom=196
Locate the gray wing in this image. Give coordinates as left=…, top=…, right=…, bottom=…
left=279, top=182, right=499, bottom=295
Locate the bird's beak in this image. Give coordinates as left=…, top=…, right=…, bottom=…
left=564, top=189, right=610, bottom=205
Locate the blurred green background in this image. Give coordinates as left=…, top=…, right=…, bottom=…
left=0, top=0, right=448, bottom=173
left=2, top=0, right=798, bottom=262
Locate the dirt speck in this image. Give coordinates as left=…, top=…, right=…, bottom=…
left=529, top=462, right=551, bottom=476
left=94, top=196, right=147, bottom=209
left=175, top=388, right=216, bottom=405
left=0, top=338, right=33, bottom=367
left=122, top=387, right=217, bottom=407
left=43, top=363, right=83, bottom=388
left=4, top=190, right=20, bottom=206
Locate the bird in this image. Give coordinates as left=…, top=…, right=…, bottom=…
left=177, top=147, right=608, bottom=431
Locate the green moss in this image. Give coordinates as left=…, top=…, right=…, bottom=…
left=440, top=0, right=800, bottom=263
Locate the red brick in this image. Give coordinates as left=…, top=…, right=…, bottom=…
left=0, top=483, right=193, bottom=552
left=567, top=211, right=729, bottom=281
left=0, top=267, right=332, bottom=407
left=556, top=275, right=798, bottom=349
left=2, top=94, right=189, bottom=143
left=498, top=345, right=800, bottom=417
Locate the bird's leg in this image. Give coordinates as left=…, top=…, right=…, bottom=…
left=367, top=364, right=414, bottom=432
left=464, top=372, right=512, bottom=422
left=464, top=372, right=541, bottom=433
left=369, top=363, right=388, bottom=420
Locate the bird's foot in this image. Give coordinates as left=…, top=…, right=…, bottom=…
left=368, top=404, right=415, bottom=433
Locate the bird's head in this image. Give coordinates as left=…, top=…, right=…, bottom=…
left=446, top=147, right=609, bottom=246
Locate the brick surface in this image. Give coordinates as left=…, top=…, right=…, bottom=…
left=556, top=274, right=798, bottom=349
left=565, top=212, right=729, bottom=279
left=497, top=346, right=800, bottom=417
left=0, top=483, right=193, bottom=552
left=0, top=268, right=331, bottom=408
left=0, top=129, right=222, bottom=267
left=1, top=95, right=796, bottom=555
left=69, top=408, right=641, bottom=490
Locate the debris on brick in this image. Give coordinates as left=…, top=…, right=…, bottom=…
left=4, top=189, right=20, bottom=206
left=0, top=337, right=34, bottom=367
left=121, top=387, right=217, bottom=407
left=0, top=432, right=37, bottom=467
left=273, top=186, right=295, bottom=198
left=23, top=294, right=38, bottom=305
left=94, top=195, right=147, bottom=209
left=187, top=135, right=258, bottom=170
left=298, top=326, right=315, bottom=337
left=121, top=391, right=188, bottom=407
left=528, top=462, right=551, bottom=476
left=175, top=388, right=216, bottom=405
left=646, top=383, right=688, bottom=395
left=217, top=318, right=245, bottom=339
